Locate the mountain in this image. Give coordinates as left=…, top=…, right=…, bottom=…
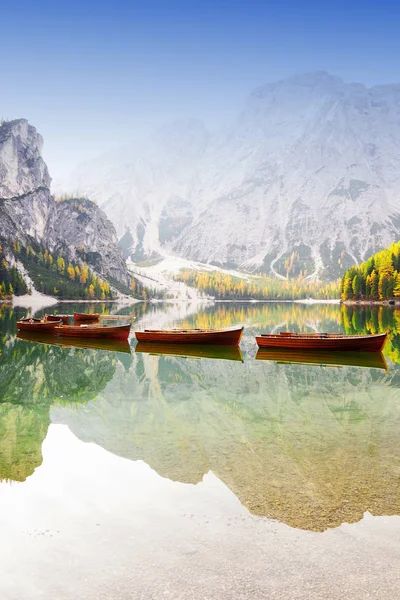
left=0, top=119, right=132, bottom=295
left=57, top=72, right=400, bottom=280
left=58, top=119, right=210, bottom=262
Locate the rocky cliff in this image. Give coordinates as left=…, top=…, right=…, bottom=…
left=0, top=119, right=131, bottom=292
left=45, top=197, right=131, bottom=288
left=58, top=72, right=400, bottom=280
left=0, top=119, right=53, bottom=245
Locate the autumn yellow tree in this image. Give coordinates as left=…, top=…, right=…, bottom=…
left=80, top=263, right=89, bottom=284
left=67, top=264, right=75, bottom=280
left=57, top=256, right=65, bottom=274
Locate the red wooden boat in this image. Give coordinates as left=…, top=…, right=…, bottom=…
left=46, top=314, right=71, bottom=324
left=55, top=323, right=131, bottom=340
left=135, top=326, right=244, bottom=346
left=17, top=319, right=61, bottom=333
left=255, top=331, right=387, bottom=352
left=73, top=312, right=100, bottom=322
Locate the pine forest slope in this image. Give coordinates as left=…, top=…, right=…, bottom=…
left=0, top=119, right=144, bottom=298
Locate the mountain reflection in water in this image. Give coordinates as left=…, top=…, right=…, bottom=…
left=1, top=302, right=400, bottom=532
left=0, top=305, right=129, bottom=482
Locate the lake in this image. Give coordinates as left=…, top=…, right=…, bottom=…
left=0, top=301, right=400, bottom=599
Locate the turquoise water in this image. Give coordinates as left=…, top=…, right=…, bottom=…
left=1, top=302, right=399, bottom=532
left=1, top=301, right=400, bottom=599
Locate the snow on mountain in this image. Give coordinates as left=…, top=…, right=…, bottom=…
left=55, top=72, right=400, bottom=280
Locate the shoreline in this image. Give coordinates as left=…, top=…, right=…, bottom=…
left=214, top=298, right=341, bottom=304
left=6, top=296, right=399, bottom=309
left=343, top=299, right=400, bottom=307
left=8, top=295, right=139, bottom=312
left=54, top=298, right=139, bottom=305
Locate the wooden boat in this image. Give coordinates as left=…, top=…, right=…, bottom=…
left=135, top=326, right=244, bottom=346
left=255, top=331, right=387, bottom=352
left=255, top=348, right=388, bottom=371
left=55, top=323, right=131, bottom=340
left=135, top=342, right=243, bottom=362
left=17, top=331, right=131, bottom=354
left=46, top=314, right=71, bottom=324
left=17, top=319, right=61, bottom=333
left=73, top=312, right=100, bottom=322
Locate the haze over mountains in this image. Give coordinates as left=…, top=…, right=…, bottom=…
left=57, top=71, right=400, bottom=281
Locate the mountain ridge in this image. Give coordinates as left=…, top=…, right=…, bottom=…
left=55, top=71, right=400, bottom=280
left=0, top=119, right=133, bottom=297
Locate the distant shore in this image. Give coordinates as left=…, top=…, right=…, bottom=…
left=9, top=293, right=138, bottom=312
left=6, top=295, right=398, bottom=310
left=343, top=299, right=400, bottom=307
left=214, top=298, right=341, bottom=304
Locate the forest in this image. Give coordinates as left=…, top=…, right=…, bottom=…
left=0, top=239, right=116, bottom=300
left=341, top=241, right=400, bottom=301
left=17, top=241, right=115, bottom=300
left=0, top=245, right=28, bottom=299
left=0, top=239, right=157, bottom=301
left=175, top=270, right=341, bottom=300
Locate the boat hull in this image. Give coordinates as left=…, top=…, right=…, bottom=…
left=17, top=321, right=61, bottom=333
left=135, top=327, right=244, bottom=346
left=55, top=324, right=131, bottom=340
left=73, top=313, right=100, bottom=322
left=256, top=332, right=387, bottom=352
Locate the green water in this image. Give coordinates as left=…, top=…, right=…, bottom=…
left=1, top=301, right=400, bottom=532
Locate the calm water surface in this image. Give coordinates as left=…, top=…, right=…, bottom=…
left=0, top=301, right=400, bottom=599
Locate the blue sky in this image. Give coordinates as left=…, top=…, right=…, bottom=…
left=1, top=0, right=400, bottom=178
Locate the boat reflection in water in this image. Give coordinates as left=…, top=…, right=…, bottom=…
left=17, top=331, right=132, bottom=354
left=135, top=342, right=243, bottom=362
left=256, top=348, right=388, bottom=371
